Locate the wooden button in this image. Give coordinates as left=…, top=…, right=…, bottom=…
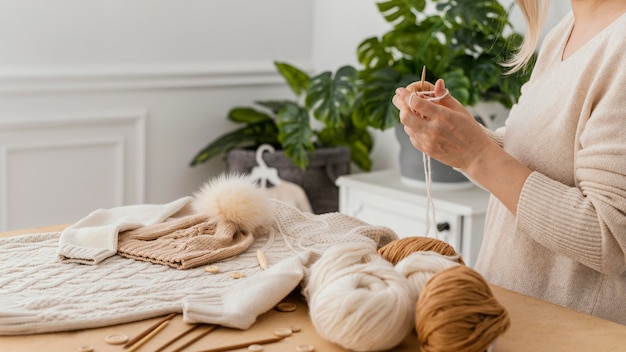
left=248, top=344, right=264, bottom=351
left=205, top=265, right=220, bottom=273
left=274, top=328, right=292, bottom=337
left=296, top=344, right=315, bottom=352
left=289, top=324, right=301, bottom=332
left=231, top=271, right=245, bottom=279
left=275, top=302, right=297, bottom=312
left=104, top=333, right=129, bottom=345
left=78, top=346, right=94, bottom=352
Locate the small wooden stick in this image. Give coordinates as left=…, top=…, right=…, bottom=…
left=154, top=324, right=200, bottom=352
left=195, top=336, right=285, bottom=352
left=171, top=325, right=218, bottom=352
left=420, top=65, right=426, bottom=92
left=124, top=312, right=177, bottom=348
left=256, top=249, right=270, bottom=270
left=126, top=320, right=170, bottom=352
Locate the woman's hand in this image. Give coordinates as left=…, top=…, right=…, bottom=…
left=392, top=79, right=532, bottom=215
left=392, top=79, right=494, bottom=172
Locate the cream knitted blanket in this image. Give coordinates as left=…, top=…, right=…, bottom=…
left=0, top=200, right=397, bottom=335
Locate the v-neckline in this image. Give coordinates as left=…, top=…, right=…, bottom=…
left=560, top=11, right=626, bottom=62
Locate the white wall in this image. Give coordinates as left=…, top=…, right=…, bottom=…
left=0, top=0, right=573, bottom=230
left=0, top=0, right=314, bottom=230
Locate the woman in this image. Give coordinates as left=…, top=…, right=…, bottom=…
left=392, top=0, right=626, bottom=324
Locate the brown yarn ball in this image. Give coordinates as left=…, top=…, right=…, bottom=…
left=415, top=265, right=510, bottom=352
left=378, top=236, right=465, bottom=266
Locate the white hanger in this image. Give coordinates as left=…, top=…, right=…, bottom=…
left=249, top=144, right=282, bottom=188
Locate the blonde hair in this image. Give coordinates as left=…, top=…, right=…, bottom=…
left=505, top=0, right=550, bottom=73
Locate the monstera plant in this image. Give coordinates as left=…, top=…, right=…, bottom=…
left=190, top=61, right=373, bottom=171
left=191, top=0, right=534, bottom=173
left=351, top=0, right=535, bottom=131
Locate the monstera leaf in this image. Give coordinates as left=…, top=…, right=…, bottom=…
left=275, top=102, right=315, bottom=169
left=306, top=65, right=358, bottom=128
left=437, top=0, right=509, bottom=35
left=275, top=61, right=310, bottom=97
left=354, top=67, right=419, bottom=130
left=317, top=120, right=373, bottom=171
left=190, top=110, right=278, bottom=167
left=376, top=0, right=426, bottom=28
left=357, top=37, right=395, bottom=70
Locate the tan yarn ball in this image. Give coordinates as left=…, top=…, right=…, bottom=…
left=378, top=236, right=465, bottom=266
left=416, top=265, right=510, bottom=352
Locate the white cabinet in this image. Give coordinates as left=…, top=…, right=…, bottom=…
left=336, top=169, right=490, bottom=267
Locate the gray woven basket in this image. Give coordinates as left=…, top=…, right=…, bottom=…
left=226, top=147, right=351, bottom=214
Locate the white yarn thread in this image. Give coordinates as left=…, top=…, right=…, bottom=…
left=304, top=242, right=414, bottom=352
left=407, top=89, right=450, bottom=238
left=423, top=153, right=437, bottom=237
left=408, top=89, right=450, bottom=113
left=394, top=251, right=461, bottom=302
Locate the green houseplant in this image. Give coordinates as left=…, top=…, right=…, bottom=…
left=190, top=61, right=374, bottom=171
left=347, top=0, right=536, bottom=186
left=352, top=0, right=535, bottom=131
left=190, top=0, right=534, bottom=187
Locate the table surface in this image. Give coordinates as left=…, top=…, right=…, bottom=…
left=2, top=225, right=626, bottom=352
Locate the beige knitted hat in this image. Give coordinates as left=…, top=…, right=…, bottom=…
left=117, top=174, right=273, bottom=269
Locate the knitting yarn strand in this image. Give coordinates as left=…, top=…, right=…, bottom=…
left=378, top=236, right=464, bottom=266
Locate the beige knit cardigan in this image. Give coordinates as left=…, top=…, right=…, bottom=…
left=475, top=11, right=626, bottom=325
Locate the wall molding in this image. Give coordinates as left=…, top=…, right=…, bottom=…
left=0, top=110, right=146, bottom=231
left=0, top=137, right=126, bottom=229
left=0, top=60, right=314, bottom=94
left=0, top=110, right=146, bottom=202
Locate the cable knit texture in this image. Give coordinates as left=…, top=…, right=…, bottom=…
left=475, top=12, right=626, bottom=325
left=0, top=199, right=397, bottom=335
left=117, top=215, right=255, bottom=270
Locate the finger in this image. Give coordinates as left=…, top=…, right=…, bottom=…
left=399, top=104, right=427, bottom=129
left=392, top=91, right=408, bottom=110
left=394, top=87, right=418, bottom=112
left=405, top=91, right=458, bottom=123
left=434, top=79, right=447, bottom=96
left=432, top=79, right=464, bottom=111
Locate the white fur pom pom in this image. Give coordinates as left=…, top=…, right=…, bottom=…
left=192, top=173, right=272, bottom=233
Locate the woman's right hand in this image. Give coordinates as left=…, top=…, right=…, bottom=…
left=391, top=79, right=492, bottom=172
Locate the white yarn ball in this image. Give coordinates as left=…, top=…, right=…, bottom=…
left=304, top=242, right=414, bottom=352
left=395, top=251, right=461, bottom=302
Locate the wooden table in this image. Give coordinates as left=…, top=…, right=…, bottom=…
left=2, top=225, right=626, bottom=352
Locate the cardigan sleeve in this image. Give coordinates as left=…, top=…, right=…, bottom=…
left=516, top=74, right=626, bottom=275
left=482, top=125, right=505, bottom=147
left=182, top=251, right=316, bottom=329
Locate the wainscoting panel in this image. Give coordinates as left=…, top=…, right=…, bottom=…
left=0, top=111, right=146, bottom=231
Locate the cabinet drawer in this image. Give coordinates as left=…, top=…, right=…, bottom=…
left=343, top=189, right=462, bottom=251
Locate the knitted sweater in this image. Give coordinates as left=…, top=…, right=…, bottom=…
left=0, top=199, right=397, bottom=335
left=475, top=12, right=626, bottom=325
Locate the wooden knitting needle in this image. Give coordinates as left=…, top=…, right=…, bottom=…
left=126, top=320, right=170, bottom=352
left=195, top=336, right=285, bottom=352
left=124, top=312, right=176, bottom=348
left=154, top=324, right=200, bottom=352
left=420, top=65, right=426, bottom=92
left=170, top=325, right=218, bottom=352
